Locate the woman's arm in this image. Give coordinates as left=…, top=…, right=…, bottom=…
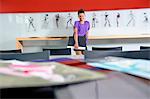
left=85, top=31, right=89, bottom=45
left=74, top=27, right=79, bottom=48
left=86, top=31, right=89, bottom=39
left=86, top=22, right=90, bottom=42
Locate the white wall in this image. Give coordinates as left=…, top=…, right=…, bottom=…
left=0, top=14, right=22, bottom=50
left=0, top=8, right=150, bottom=50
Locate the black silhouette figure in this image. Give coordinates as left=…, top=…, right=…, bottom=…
left=66, top=13, right=73, bottom=29
left=143, top=12, right=149, bottom=23
left=42, top=14, right=49, bottom=29
left=44, top=14, right=49, bottom=24
left=92, top=13, right=98, bottom=28
left=55, top=14, right=60, bottom=28
left=127, top=11, right=135, bottom=27
left=116, top=13, right=120, bottom=27
left=104, top=12, right=111, bottom=27
left=28, top=17, right=36, bottom=31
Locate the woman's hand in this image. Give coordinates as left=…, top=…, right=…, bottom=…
left=74, top=43, right=79, bottom=49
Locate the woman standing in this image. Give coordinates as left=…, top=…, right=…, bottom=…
left=74, top=9, right=90, bottom=55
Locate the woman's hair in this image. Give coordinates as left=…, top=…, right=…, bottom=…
left=78, top=9, right=85, bottom=15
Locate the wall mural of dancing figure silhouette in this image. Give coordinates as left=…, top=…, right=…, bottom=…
left=127, top=11, right=135, bottom=27
left=116, top=12, right=121, bottom=27
left=143, top=12, right=149, bottom=23
left=104, top=12, right=111, bottom=27
left=92, top=12, right=98, bottom=28
left=55, top=14, right=60, bottom=28
left=66, top=13, right=73, bottom=29
left=28, top=17, right=36, bottom=32
left=41, top=14, right=49, bottom=29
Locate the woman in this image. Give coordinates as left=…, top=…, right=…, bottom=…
left=74, top=9, right=90, bottom=55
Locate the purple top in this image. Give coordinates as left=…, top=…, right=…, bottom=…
left=74, top=21, right=90, bottom=36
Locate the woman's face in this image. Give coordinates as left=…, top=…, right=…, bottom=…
left=78, top=13, right=85, bottom=21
